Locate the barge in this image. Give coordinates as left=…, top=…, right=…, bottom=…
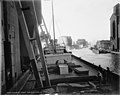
left=7, top=48, right=120, bottom=94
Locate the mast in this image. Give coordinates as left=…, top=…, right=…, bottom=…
left=52, top=0, right=56, bottom=50
left=0, top=1, right=2, bottom=94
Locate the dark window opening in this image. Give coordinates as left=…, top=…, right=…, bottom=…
left=113, top=21, right=115, bottom=39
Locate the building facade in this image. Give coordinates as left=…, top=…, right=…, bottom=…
left=1, top=1, right=22, bottom=92
left=58, top=36, right=72, bottom=46
left=96, top=40, right=111, bottom=50
left=110, top=3, right=120, bottom=52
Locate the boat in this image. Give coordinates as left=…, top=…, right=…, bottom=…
left=92, top=49, right=110, bottom=54
left=91, top=49, right=100, bottom=54
left=90, top=47, right=110, bottom=54
left=1, top=0, right=120, bottom=94
left=90, top=40, right=111, bottom=54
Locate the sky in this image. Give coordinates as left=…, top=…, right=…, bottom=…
left=41, top=0, right=119, bottom=44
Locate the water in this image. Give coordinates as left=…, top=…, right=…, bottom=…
left=71, top=48, right=120, bottom=75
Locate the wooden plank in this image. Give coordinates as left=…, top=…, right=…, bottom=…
left=9, top=70, right=30, bottom=92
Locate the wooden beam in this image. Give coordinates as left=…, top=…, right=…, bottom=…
left=34, top=25, right=51, bottom=87
left=15, top=1, right=43, bottom=88
left=33, top=0, right=51, bottom=87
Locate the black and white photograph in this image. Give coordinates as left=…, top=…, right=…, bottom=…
left=0, top=0, right=120, bottom=94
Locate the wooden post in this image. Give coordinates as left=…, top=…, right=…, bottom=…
left=0, top=1, right=2, bottom=94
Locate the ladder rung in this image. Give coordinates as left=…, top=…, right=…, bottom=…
left=29, top=38, right=36, bottom=41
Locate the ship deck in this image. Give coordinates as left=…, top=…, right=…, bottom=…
left=9, top=55, right=119, bottom=94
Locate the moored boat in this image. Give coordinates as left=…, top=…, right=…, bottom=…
left=12, top=52, right=119, bottom=94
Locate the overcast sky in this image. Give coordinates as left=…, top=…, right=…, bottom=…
left=41, top=0, right=119, bottom=44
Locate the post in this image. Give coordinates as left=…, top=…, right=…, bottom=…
left=0, top=1, right=2, bottom=94
left=51, top=0, right=56, bottom=52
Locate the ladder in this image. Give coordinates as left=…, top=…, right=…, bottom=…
left=15, top=0, right=51, bottom=89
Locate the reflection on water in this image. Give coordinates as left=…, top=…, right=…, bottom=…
left=71, top=48, right=120, bottom=75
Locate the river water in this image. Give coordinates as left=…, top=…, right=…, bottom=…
left=71, top=48, right=120, bottom=75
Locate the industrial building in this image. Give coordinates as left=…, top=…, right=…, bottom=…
left=58, top=36, right=72, bottom=46
left=110, top=3, right=120, bottom=52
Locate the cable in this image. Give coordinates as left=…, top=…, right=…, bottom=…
left=55, top=20, right=65, bottom=46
